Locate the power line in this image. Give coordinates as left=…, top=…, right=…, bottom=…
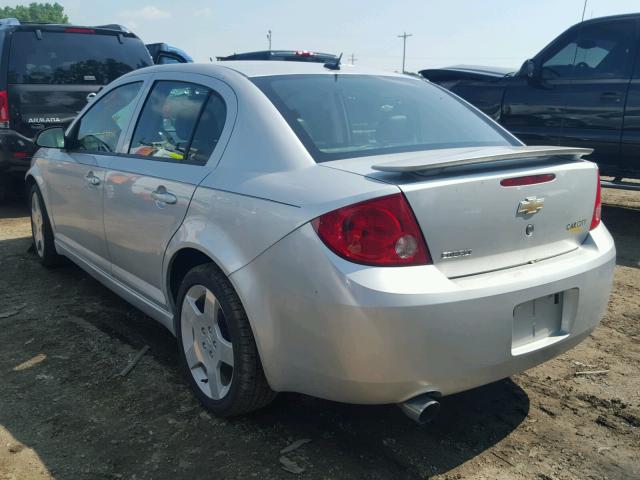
left=397, top=32, right=413, bottom=73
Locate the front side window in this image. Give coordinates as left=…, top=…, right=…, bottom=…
left=129, top=81, right=215, bottom=162
left=542, top=20, right=635, bottom=79
left=253, top=75, right=516, bottom=162
left=572, top=20, right=635, bottom=79
left=74, top=82, right=142, bottom=153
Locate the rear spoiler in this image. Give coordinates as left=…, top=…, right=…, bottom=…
left=371, top=146, right=593, bottom=173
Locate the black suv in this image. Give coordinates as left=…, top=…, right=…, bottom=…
left=421, top=13, right=640, bottom=181
left=0, top=18, right=153, bottom=199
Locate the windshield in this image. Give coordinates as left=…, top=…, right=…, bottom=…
left=252, top=74, right=517, bottom=162
left=8, top=31, right=152, bottom=85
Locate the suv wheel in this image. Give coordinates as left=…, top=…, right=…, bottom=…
left=176, top=264, right=276, bottom=416
left=30, top=184, right=64, bottom=267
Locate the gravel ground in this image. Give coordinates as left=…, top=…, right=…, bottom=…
left=0, top=188, right=638, bottom=480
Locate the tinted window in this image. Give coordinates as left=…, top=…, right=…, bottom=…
left=75, top=82, right=142, bottom=153
left=253, top=75, right=515, bottom=162
left=542, top=20, right=635, bottom=79
left=573, top=20, right=635, bottom=78
left=186, top=93, right=227, bottom=165
left=8, top=31, right=152, bottom=85
left=129, top=81, right=212, bottom=162
left=158, top=55, right=181, bottom=64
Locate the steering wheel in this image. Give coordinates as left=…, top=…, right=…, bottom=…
left=575, top=61, right=589, bottom=69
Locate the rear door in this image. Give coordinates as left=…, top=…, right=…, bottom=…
left=43, top=80, right=145, bottom=271
left=103, top=74, right=235, bottom=308
left=6, top=28, right=152, bottom=141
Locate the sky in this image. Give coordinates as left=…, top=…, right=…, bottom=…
left=3, top=0, right=640, bottom=72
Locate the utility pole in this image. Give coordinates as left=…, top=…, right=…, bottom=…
left=397, top=32, right=412, bottom=73
left=348, top=53, right=357, bottom=65
left=267, top=29, right=272, bottom=50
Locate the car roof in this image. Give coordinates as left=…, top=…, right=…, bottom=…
left=143, top=61, right=409, bottom=79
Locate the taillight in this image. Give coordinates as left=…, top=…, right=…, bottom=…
left=0, top=90, right=9, bottom=127
left=590, top=170, right=602, bottom=230
left=64, top=27, right=95, bottom=34
left=311, top=193, right=431, bottom=266
left=500, top=173, right=555, bottom=187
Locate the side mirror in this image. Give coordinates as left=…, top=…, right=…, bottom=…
left=525, top=59, right=537, bottom=79
left=35, top=126, right=66, bottom=149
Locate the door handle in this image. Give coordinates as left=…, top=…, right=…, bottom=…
left=151, top=187, right=177, bottom=205
left=601, top=92, right=621, bottom=102
left=85, top=171, right=101, bottom=186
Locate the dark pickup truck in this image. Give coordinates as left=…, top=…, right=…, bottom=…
left=421, top=13, right=640, bottom=183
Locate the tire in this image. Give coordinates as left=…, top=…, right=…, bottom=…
left=29, top=184, right=64, bottom=267
left=175, top=263, right=276, bottom=416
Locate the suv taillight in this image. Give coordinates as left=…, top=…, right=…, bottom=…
left=0, top=90, right=9, bottom=128
left=311, top=193, right=431, bottom=266
left=590, top=170, right=602, bottom=230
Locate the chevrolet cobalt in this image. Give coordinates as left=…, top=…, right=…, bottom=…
left=27, top=61, right=615, bottom=423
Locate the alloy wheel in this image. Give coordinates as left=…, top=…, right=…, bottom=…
left=180, top=284, right=234, bottom=400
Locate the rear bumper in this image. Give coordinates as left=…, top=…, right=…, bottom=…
left=231, top=223, right=616, bottom=404
left=0, top=129, right=35, bottom=178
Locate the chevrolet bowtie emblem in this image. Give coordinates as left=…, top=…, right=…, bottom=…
left=517, top=196, right=545, bottom=215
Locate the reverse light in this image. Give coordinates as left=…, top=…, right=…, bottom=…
left=0, top=90, right=9, bottom=128
left=590, top=170, right=602, bottom=230
left=311, top=193, right=431, bottom=266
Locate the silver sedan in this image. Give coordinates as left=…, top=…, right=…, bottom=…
left=27, top=61, right=615, bottom=423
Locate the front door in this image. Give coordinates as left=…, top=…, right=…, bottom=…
left=559, top=18, right=637, bottom=167
left=501, top=28, right=579, bottom=146
left=103, top=75, right=233, bottom=308
left=43, top=81, right=144, bottom=272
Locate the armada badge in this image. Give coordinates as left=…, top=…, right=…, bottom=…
left=517, top=196, right=545, bottom=215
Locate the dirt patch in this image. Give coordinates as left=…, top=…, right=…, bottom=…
left=0, top=190, right=638, bottom=480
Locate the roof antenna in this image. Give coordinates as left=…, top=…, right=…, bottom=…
left=324, top=52, right=343, bottom=71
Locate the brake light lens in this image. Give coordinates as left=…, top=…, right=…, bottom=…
left=295, top=50, right=314, bottom=57
left=65, top=27, right=95, bottom=34
left=312, top=193, right=431, bottom=266
left=0, top=90, right=9, bottom=127
left=500, top=173, right=556, bottom=187
left=590, top=170, right=602, bottom=230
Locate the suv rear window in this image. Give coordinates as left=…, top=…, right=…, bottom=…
left=252, top=74, right=517, bottom=162
left=8, top=31, right=152, bottom=85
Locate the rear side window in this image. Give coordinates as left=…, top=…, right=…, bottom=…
left=253, top=74, right=516, bottom=162
left=186, top=93, right=227, bottom=164
left=129, top=81, right=226, bottom=165
left=74, top=82, right=143, bottom=153
left=8, top=31, right=152, bottom=85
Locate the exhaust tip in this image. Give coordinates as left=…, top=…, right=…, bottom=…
left=399, top=394, right=441, bottom=424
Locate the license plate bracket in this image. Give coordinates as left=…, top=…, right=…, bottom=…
left=512, top=291, right=572, bottom=355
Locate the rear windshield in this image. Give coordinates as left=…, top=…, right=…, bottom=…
left=252, top=74, right=517, bottom=162
left=8, top=31, right=152, bottom=85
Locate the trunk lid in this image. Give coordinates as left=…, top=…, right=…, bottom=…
left=324, top=146, right=598, bottom=278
